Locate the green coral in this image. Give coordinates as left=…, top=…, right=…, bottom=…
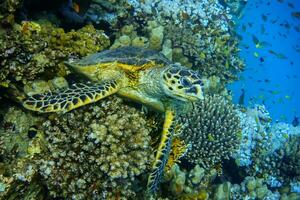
left=35, top=96, right=153, bottom=199
left=0, top=21, right=110, bottom=85
left=180, top=95, right=240, bottom=168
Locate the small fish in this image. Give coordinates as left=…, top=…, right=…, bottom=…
left=294, top=26, right=300, bottom=32
left=259, top=41, right=272, bottom=48
left=236, top=33, right=243, bottom=40
left=260, top=57, right=265, bottom=63
left=262, top=14, right=268, bottom=21
left=252, top=35, right=270, bottom=48
left=280, top=21, right=291, bottom=29
left=280, top=115, right=287, bottom=121
left=269, top=90, right=280, bottom=95
left=242, top=44, right=249, bottom=49
left=252, top=35, right=259, bottom=45
left=268, top=50, right=287, bottom=59
left=292, top=116, right=299, bottom=127
left=276, top=53, right=287, bottom=59
left=288, top=2, right=295, bottom=8
left=291, top=12, right=300, bottom=19
left=271, top=18, right=279, bottom=24
left=261, top=24, right=266, bottom=34
left=284, top=95, right=291, bottom=100
left=238, top=89, right=245, bottom=106
left=248, top=22, right=253, bottom=27
left=277, top=0, right=284, bottom=3
left=264, top=79, right=270, bottom=83
left=242, top=24, right=247, bottom=32
left=293, top=45, right=300, bottom=52
left=254, top=52, right=259, bottom=58
left=258, top=94, right=266, bottom=100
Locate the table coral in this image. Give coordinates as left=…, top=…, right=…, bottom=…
left=36, top=96, right=154, bottom=199
left=180, top=95, right=240, bottom=168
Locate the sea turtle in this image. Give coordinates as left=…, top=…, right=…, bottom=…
left=23, top=46, right=204, bottom=193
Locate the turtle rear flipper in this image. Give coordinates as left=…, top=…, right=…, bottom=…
left=23, top=80, right=119, bottom=113
left=147, top=109, right=175, bottom=193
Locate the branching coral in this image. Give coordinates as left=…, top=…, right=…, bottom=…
left=36, top=96, right=154, bottom=199
left=180, top=95, right=240, bottom=168
left=0, top=21, right=110, bottom=85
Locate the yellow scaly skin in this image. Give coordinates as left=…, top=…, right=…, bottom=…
left=147, top=108, right=176, bottom=193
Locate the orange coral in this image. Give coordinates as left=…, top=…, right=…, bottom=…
left=165, top=137, right=190, bottom=172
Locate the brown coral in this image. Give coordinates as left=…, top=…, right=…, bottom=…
left=0, top=21, right=110, bottom=85
left=36, top=96, right=154, bottom=199
left=165, top=22, right=244, bottom=83
left=180, top=95, right=240, bottom=168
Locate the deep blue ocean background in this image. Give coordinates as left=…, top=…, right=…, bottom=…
left=229, top=0, right=300, bottom=123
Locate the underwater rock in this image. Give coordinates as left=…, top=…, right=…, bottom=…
left=213, top=182, right=231, bottom=200
left=164, top=163, right=217, bottom=199
left=149, top=25, right=164, bottom=50
left=231, top=176, right=280, bottom=199
left=169, top=164, right=186, bottom=195
left=132, top=36, right=149, bottom=48
left=161, top=39, right=173, bottom=60
left=119, top=34, right=131, bottom=46
left=180, top=95, right=241, bottom=168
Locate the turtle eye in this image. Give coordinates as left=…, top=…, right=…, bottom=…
left=181, top=78, right=191, bottom=87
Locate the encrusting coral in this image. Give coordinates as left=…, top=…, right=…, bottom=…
left=0, top=21, right=110, bottom=85
left=36, top=96, right=154, bottom=199
left=180, top=95, right=241, bottom=168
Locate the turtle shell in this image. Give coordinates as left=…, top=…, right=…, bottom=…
left=68, top=46, right=171, bottom=67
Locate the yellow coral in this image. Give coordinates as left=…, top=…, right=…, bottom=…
left=21, top=21, right=41, bottom=36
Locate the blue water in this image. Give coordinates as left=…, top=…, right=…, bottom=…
left=229, top=0, right=300, bottom=123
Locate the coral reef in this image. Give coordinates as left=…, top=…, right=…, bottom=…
left=231, top=176, right=281, bottom=200
left=35, top=96, right=154, bottom=199
left=125, top=0, right=244, bottom=84
left=0, top=0, right=22, bottom=26
left=164, top=163, right=217, bottom=199
left=0, top=21, right=110, bottom=85
left=232, top=105, right=300, bottom=197
left=0, top=106, right=46, bottom=199
left=180, top=95, right=241, bottom=168
left=0, top=96, right=156, bottom=199
left=84, top=0, right=131, bottom=28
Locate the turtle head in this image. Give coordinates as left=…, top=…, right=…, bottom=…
left=161, top=66, right=204, bottom=102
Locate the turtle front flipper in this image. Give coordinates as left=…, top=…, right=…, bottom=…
left=147, top=109, right=176, bottom=193
left=23, top=80, right=120, bottom=113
